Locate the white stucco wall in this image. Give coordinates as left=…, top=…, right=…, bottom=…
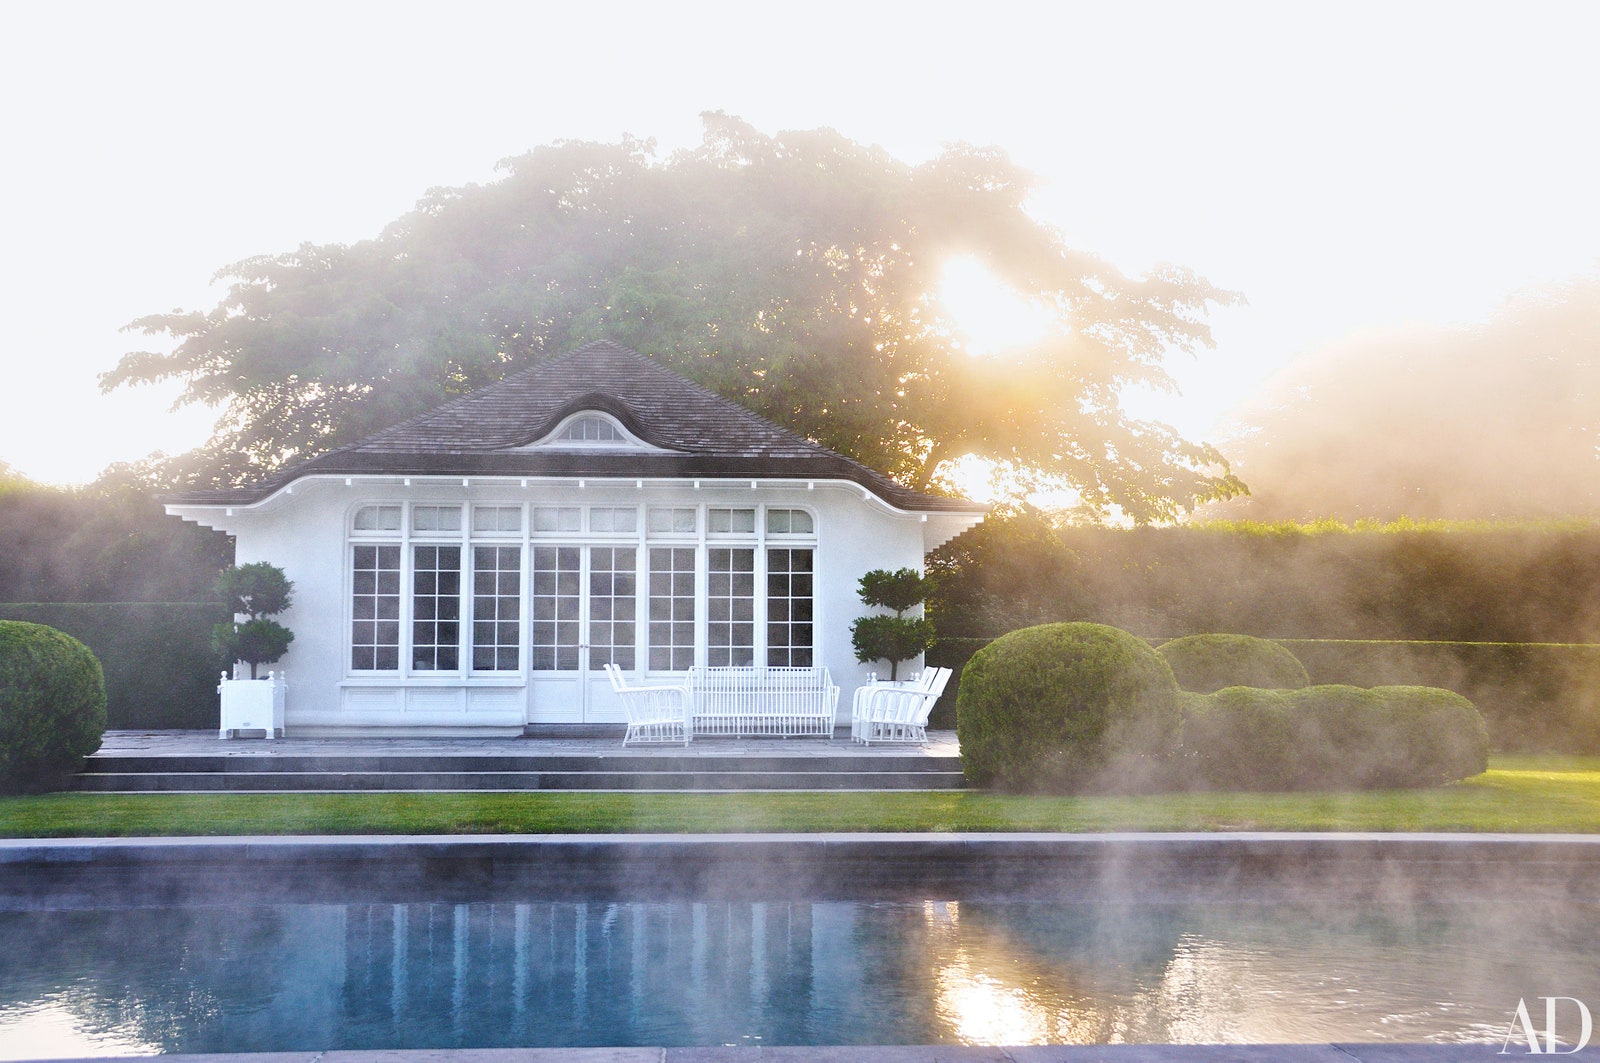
left=172, top=475, right=979, bottom=734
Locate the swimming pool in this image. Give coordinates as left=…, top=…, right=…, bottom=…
left=1, top=834, right=1596, bottom=1055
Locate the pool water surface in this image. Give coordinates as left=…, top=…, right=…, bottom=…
left=2, top=894, right=1595, bottom=1056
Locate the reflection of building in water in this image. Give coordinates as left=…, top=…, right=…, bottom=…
left=336, top=901, right=822, bottom=1046
left=10, top=897, right=1600, bottom=1050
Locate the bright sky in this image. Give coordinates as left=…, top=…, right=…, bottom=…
left=2, top=0, right=1597, bottom=485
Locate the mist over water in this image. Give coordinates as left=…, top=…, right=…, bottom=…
left=2, top=896, right=1597, bottom=1053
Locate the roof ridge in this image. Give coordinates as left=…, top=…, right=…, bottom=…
left=174, top=339, right=982, bottom=513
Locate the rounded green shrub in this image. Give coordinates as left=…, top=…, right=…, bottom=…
left=1178, top=686, right=1295, bottom=791
left=956, top=622, right=1180, bottom=792
left=1367, top=685, right=1489, bottom=786
left=0, top=621, right=107, bottom=794
left=1158, top=633, right=1310, bottom=693
left=1177, top=682, right=1489, bottom=790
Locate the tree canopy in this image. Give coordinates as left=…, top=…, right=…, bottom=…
left=106, top=113, right=1244, bottom=521
left=0, top=467, right=230, bottom=604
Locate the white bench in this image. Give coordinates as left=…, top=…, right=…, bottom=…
left=686, top=665, right=839, bottom=737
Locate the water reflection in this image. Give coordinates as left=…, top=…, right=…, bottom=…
left=1, top=897, right=1596, bottom=1055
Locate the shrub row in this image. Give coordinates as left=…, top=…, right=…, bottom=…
left=936, top=632, right=1592, bottom=754
left=0, top=604, right=229, bottom=729
left=927, top=512, right=1600, bottom=754
left=1179, top=684, right=1489, bottom=791
left=955, top=622, right=1490, bottom=793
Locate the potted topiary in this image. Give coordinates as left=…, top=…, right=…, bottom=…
left=849, top=567, right=934, bottom=682
left=213, top=562, right=294, bottom=739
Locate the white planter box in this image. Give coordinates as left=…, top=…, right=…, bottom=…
left=218, top=673, right=287, bottom=739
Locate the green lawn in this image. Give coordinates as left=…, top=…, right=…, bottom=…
left=2, top=755, right=1597, bottom=839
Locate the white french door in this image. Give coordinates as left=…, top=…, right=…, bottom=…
left=525, top=544, right=637, bottom=722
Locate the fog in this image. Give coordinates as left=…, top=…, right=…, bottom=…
left=1211, top=273, right=1600, bottom=521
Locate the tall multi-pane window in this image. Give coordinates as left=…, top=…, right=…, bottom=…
left=472, top=546, right=521, bottom=671
left=707, top=547, right=755, bottom=666
left=588, top=547, right=637, bottom=668
left=766, top=548, right=814, bottom=667
left=411, top=545, right=461, bottom=670
left=648, top=547, right=696, bottom=670
left=350, top=499, right=821, bottom=677
left=530, top=546, right=581, bottom=670
left=351, top=544, right=401, bottom=670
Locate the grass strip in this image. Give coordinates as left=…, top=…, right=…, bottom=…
left=2, top=756, right=1599, bottom=839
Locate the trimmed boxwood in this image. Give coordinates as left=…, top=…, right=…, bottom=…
left=1177, top=686, right=1296, bottom=791
left=1177, top=683, right=1488, bottom=790
left=0, top=621, right=106, bottom=794
left=1158, top=633, right=1310, bottom=694
left=956, top=622, right=1180, bottom=793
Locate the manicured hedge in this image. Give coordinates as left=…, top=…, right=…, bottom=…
left=1158, top=633, right=1310, bottom=693
left=0, top=621, right=106, bottom=793
left=1285, top=639, right=1600, bottom=754
left=956, top=622, right=1179, bottom=793
left=1177, top=687, right=1295, bottom=791
left=1177, top=683, right=1489, bottom=790
left=0, top=604, right=229, bottom=729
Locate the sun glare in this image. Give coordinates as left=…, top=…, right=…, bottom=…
left=939, top=256, right=1055, bottom=356
left=0, top=1002, right=159, bottom=1061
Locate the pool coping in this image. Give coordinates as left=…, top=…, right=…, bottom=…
left=21, top=1041, right=1600, bottom=1060
left=28, top=1043, right=1600, bottom=1063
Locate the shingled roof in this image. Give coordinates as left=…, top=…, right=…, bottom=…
left=170, top=340, right=983, bottom=513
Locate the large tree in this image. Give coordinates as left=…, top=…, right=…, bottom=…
left=106, top=113, right=1243, bottom=521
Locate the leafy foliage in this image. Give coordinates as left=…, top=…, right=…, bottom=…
left=1177, top=684, right=1488, bottom=790
left=1158, top=633, right=1310, bottom=693
left=850, top=567, right=934, bottom=680
left=217, top=562, right=293, bottom=619
left=955, top=622, right=1180, bottom=792
left=926, top=518, right=1600, bottom=752
left=927, top=504, right=1086, bottom=637
left=0, top=467, right=230, bottom=604
left=857, top=568, right=927, bottom=614
left=212, top=563, right=294, bottom=679
left=0, top=621, right=106, bottom=794
left=0, top=603, right=229, bottom=729
left=104, top=114, right=1243, bottom=520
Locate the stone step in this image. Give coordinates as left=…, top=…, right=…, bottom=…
left=77, top=753, right=962, bottom=775
left=70, top=768, right=967, bottom=793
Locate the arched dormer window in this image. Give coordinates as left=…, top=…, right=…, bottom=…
left=559, top=416, right=623, bottom=443
left=517, top=411, right=665, bottom=452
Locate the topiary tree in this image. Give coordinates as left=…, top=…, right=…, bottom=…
left=212, top=562, right=294, bottom=680
left=0, top=621, right=107, bottom=794
left=850, top=568, right=934, bottom=681
left=1158, top=633, right=1311, bottom=693
left=956, top=622, right=1181, bottom=793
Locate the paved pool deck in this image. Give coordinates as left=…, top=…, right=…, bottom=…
left=91, top=729, right=963, bottom=760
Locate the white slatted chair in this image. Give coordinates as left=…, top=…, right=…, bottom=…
left=604, top=663, right=692, bottom=746
left=855, top=667, right=951, bottom=745
left=850, top=669, right=928, bottom=742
